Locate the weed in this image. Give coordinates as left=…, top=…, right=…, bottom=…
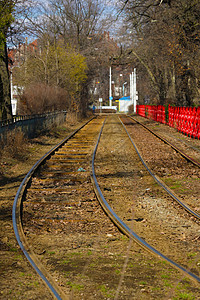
left=187, top=252, right=197, bottom=258
left=139, top=281, right=147, bottom=285
left=158, top=260, right=167, bottom=265
left=48, top=251, right=55, bottom=255
left=173, top=292, right=195, bottom=300
left=163, top=279, right=173, bottom=288
left=66, top=281, right=84, bottom=291
left=89, top=263, right=95, bottom=268
left=61, top=259, right=70, bottom=265
left=112, top=262, right=120, bottom=268
left=9, top=247, right=18, bottom=252
left=165, top=178, right=186, bottom=192
left=120, top=235, right=128, bottom=241
left=8, top=243, right=18, bottom=252
left=161, top=273, right=171, bottom=279
left=98, top=284, right=114, bottom=298
left=176, top=279, right=191, bottom=290
left=15, top=255, right=23, bottom=260
left=152, top=286, right=161, bottom=291
left=64, top=271, right=70, bottom=276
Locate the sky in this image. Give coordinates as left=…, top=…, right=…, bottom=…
left=10, top=0, right=125, bottom=45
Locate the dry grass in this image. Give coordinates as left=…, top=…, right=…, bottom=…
left=0, top=129, right=28, bottom=161
left=65, top=112, right=79, bottom=125
left=0, top=113, right=88, bottom=177
left=0, top=129, right=28, bottom=178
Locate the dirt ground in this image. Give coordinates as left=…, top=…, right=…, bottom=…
left=0, top=114, right=200, bottom=299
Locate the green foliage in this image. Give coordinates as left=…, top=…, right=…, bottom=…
left=66, top=281, right=84, bottom=291
left=48, top=41, right=87, bottom=91
left=173, top=292, right=195, bottom=300
left=0, top=1, right=14, bottom=121
left=14, top=39, right=87, bottom=114
left=0, top=0, right=14, bottom=46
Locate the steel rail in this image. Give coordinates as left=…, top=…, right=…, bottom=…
left=120, top=117, right=200, bottom=220
left=12, top=117, right=95, bottom=300
left=91, top=117, right=200, bottom=285
left=163, top=133, right=200, bottom=153
left=129, top=115, right=200, bottom=168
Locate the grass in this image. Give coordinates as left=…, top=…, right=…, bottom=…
left=176, top=279, right=192, bottom=290
left=98, top=284, right=114, bottom=298
left=173, top=292, right=195, bottom=300
left=61, top=259, right=70, bottom=265
left=89, top=263, right=96, bottom=268
left=66, top=281, right=84, bottom=291
left=158, top=260, right=167, bottom=265
left=70, top=251, right=82, bottom=257
left=47, top=250, right=56, bottom=255
left=14, top=254, right=23, bottom=260
left=163, top=279, right=173, bottom=287
left=128, top=262, right=134, bottom=268
left=139, top=281, right=147, bottom=285
left=164, top=178, right=187, bottom=192
left=120, top=234, right=128, bottom=241
left=8, top=244, right=18, bottom=252
left=161, top=273, right=171, bottom=279
left=187, top=252, right=198, bottom=258
left=0, top=128, right=28, bottom=162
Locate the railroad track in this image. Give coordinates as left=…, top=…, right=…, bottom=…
left=129, top=115, right=200, bottom=167
left=120, top=115, right=200, bottom=220
left=132, top=115, right=200, bottom=164
left=92, top=115, right=200, bottom=278
left=13, top=114, right=200, bottom=299
left=13, top=116, right=106, bottom=299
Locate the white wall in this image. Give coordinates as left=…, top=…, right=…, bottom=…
left=119, top=101, right=131, bottom=112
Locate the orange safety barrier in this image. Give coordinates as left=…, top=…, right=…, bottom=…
left=136, top=105, right=200, bottom=139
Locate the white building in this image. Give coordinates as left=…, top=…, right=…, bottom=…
left=118, top=96, right=133, bottom=112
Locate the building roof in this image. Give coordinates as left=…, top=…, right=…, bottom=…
left=119, top=96, right=130, bottom=101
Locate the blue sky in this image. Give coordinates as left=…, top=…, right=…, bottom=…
left=12, top=0, right=124, bottom=44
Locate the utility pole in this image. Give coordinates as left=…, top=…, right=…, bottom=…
left=130, top=72, right=133, bottom=105
left=133, top=68, right=138, bottom=113
left=109, top=66, right=112, bottom=106
left=130, top=68, right=138, bottom=113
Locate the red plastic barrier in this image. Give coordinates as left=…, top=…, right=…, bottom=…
left=136, top=105, right=200, bottom=139
left=137, top=105, right=146, bottom=117
left=156, top=105, right=166, bottom=124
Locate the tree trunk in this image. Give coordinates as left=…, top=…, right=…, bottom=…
left=0, top=42, right=12, bottom=121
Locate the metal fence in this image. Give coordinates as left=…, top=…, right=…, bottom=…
left=0, top=111, right=67, bottom=139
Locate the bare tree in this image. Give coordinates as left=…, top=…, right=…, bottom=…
left=118, top=0, right=200, bottom=106
left=0, top=0, right=14, bottom=121
left=0, top=0, right=38, bottom=121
